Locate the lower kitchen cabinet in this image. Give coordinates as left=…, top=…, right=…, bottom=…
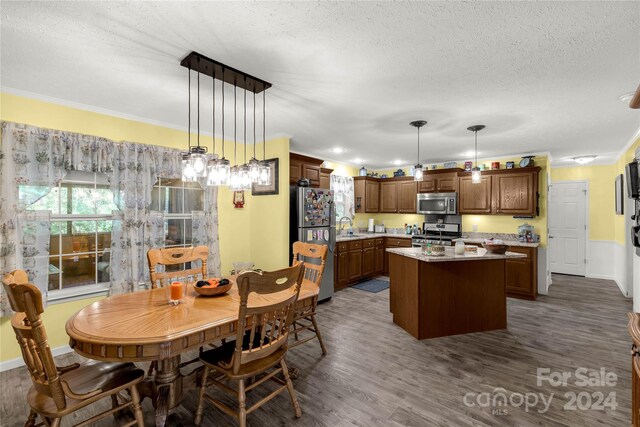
left=334, top=237, right=405, bottom=290
left=383, top=237, right=412, bottom=274
left=505, top=246, right=537, bottom=300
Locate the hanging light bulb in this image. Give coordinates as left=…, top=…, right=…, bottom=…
left=258, top=90, right=271, bottom=185
left=206, top=74, right=220, bottom=186
left=182, top=154, right=197, bottom=182
left=467, top=125, right=485, bottom=184
left=247, top=90, right=261, bottom=183
left=228, top=79, right=243, bottom=190
left=410, top=120, right=427, bottom=182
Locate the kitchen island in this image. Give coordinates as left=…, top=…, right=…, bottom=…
left=387, top=247, right=526, bottom=339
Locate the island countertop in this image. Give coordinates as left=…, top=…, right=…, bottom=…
left=386, top=246, right=527, bottom=262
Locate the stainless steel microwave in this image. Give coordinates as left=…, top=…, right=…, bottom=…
left=416, top=192, right=458, bottom=215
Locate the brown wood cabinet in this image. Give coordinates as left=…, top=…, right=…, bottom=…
left=493, top=170, right=537, bottom=215
left=505, top=246, right=537, bottom=300
left=458, top=167, right=540, bottom=216
left=380, top=181, right=398, bottom=212
left=319, top=167, right=332, bottom=189
left=458, top=174, right=493, bottom=214
left=334, top=237, right=402, bottom=290
left=398, top=180, right=417, bottom=213
left=289, top=153, right=325, bottom=187
left=354, top=177, right=380, bottom=213
left=628, top=313, right=640, bottom=427
left=418, top=170, right=459, bottom=193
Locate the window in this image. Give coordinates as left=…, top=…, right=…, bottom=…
left=24, top=171, right=118, bottom=296
left=151, top=178, right=204, bottom=248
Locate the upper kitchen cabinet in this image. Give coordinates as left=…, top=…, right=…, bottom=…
left=458, top=167, right=540, bottom=216
left=289, top=153, right=324, bottom=187
left=398, top=179, right=417, bottom=213
left=418, top=170, right=460, bottom=193
left=354, top=177, right=380, bottom=213
left=320, top=167, right=333, bottom=189
left=493, top=169, right=538, bottom=215
left=458, top=174, right=493, bottom=214
left=380, top=181, right=398, bottom=212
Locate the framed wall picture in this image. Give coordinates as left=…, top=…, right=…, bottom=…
left=251, top=158, right=279, bottom=196
left=615, top=174, right=624, bottom=215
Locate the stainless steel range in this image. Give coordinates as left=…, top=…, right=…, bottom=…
left=411, top=222, right=462, bottom=247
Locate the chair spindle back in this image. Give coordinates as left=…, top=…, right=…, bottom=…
left=226, top=264, right=304, bottom=374
left=292, top=242, right=328, bottom=287
left=2, top=270, right=66, bottom=410
left=147, top=245, right=209, bottom=288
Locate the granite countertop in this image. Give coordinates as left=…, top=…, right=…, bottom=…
left=386, top=247, right=527, bottom=263
left=453, top=237, right=540, bottom=248
left=336, top=232, right=413, bottom=242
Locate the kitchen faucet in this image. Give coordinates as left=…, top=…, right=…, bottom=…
left=425, top=227, right=443, bottom=245
left=339, top=216, right=353, bottom=235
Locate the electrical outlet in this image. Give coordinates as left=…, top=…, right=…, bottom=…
left=472, top=223, right=478, bottom=231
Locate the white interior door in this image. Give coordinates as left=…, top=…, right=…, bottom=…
left=548, top=182, right=587, bottom=276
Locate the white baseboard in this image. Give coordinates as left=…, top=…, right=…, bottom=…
left=0, top=344, right=72, bottom=373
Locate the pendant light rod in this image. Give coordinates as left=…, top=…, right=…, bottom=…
left=244, top=77, right=248, bottom=158
left=409, top=120, right=427, bottom=162
left=234, top=80, right=237, bottom=165
left=467, top=125, right=486, bottom=167
left=221, top=68, right=225, bottom=158
left=212, top=74, right=215, bottom=156
left=263, top=90, right=266, bottom=161
left=197, top=69, right=200, bottom=149
left=187, top=67, right=191, bottom=149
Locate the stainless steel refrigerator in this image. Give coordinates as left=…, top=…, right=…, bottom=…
left=289, top=186, right=335, bottom=302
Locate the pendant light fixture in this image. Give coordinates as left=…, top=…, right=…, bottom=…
left=247, top=83, right=260, bottom=183
left=410, top=120, right=427, bottom=182
left=229, top=80, right=241, bottom=190
left=216, top=70, right=231, bottom=185
left=258, top=90, right=271, bottom=185
left=238, top=83, right=251, bottom=190
left=206, top=77, right=219, bottom=186
left=180, top=52, right=272, bottom=187
left=467, top=125, right=485, bottom=184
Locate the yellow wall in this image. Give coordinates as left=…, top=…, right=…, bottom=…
left=550, top=164, right=618, bottom=242
left=614, top=135, right=640, bottom=245
left=0, top=92, right=290, bottom=362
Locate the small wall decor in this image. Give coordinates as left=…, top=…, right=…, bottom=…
left=233, top=190, right=245, bottom=208
left=464, top=161, right=473, bottom=171
left=251, top=158, right=279, bottom=195
left=615, top=174, right=624, bottom=215
left=506, top=161, right=515, bottom=169
left=444, top=161, right=457, bottom=169
left=491, top=162, right=500, bottom=170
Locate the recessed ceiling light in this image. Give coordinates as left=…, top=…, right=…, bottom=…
left=573, top=155, right=597, bottom=164
left=392, top=160, right=403, bottom=165
left=331, top=147, right=344, bottom=154
left=461, top=151, right=476, bottom=158
left=620, top=92, right=635, bottom=104
left=353, top=158, right=364, bottom=164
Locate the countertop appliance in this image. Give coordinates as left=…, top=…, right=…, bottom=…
left=411, top=222, right=462, bottom=247
left=417, top=192, right=458, bottom=215
left=289, top=186, right=335, bottom=302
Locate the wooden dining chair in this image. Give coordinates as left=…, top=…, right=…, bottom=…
left=147, top=245, right=209, bottom=288
left=2, top=270, right=145, bottom=427
left=290, top=241, right=328, bottom=355
left=194, top=264, right=305, bottom=427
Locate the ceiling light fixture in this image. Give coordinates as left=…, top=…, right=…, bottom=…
left=180, top=52, right=272, bottom=187
left=247, top=78, right=260, bottom=184
left=392, top=160, right=402, bottom=166
left=573, top=155, right=597, bottom=165
left=410, top=120, right=427, bottom=182
left=467, top=125, right=486, bottom=184
left=258, top=90, right=271, bottom=185
left=331, top=147, right=344, bottom=154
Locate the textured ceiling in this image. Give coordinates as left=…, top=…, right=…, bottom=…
left=2, top=1, right=639, bottom=168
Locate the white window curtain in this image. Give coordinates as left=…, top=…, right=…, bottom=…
left=0, top=122, right=222, bottom=314
left=330, top=175, right=355, bottom=220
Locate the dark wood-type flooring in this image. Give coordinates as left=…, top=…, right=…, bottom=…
left=0, top=274, right=632, bottom=426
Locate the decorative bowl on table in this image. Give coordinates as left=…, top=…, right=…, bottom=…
left=430, top=245, right=446, bottom=256
left=482, top=243, right=510, bottom=254
left=193, top=278, right=232, bottom=296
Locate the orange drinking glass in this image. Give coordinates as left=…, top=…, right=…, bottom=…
left=170, top=281, right=183, bottom=302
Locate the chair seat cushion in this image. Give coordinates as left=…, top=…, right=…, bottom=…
left=28, top=360, right=144, bottom=417
left=200, top=332, right=286, bottom=379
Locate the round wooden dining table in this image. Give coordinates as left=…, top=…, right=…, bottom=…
left=66, top=278, right=318, bottom=427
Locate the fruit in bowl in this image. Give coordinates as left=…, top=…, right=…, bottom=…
left=194, top=278, right=232, bottom=296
